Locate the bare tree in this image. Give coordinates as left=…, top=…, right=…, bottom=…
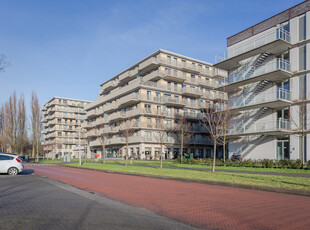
left=289, top=99, right=310, bottom=165
left=31, top=91, right=41, bottom=159
left=175, top=115, right=193, bottom=162
left=152, top=110, right=175, bottom=168
left=0, top=54, right=10, bottom=72
left=216, top=91, right=238, bottom=166
left=200, top=101, right=226, bottom=173
left=4, top=92, right=18, bottom=153
left=97, top=127, right=107, bottom=164
left=120, top=118, right=136, bottom=166
left=17, top=94, right=27, bottom=155
left=0, top=105, right=8, bottom=152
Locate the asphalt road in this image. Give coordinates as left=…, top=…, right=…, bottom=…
left=25, top=165, right=310, bottom=230
left=0, top=170, right=196, bottom=230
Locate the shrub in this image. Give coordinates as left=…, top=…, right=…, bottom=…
left=306, top=160, right=310, bottom=170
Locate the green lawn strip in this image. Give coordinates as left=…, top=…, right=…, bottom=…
left=65, top=163, right=310, bottom=192
left=34, top=159, right=62, bottom=164
left=104, top=159, right=310, bottom=174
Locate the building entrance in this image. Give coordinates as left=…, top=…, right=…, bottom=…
left=277, top=139, right=289, bottom=160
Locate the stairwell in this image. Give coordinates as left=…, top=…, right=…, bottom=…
left=235, top=134, right=269, bottom=159
left=244, top=80, right=269, bottom=105
left=233, top=107, right=268, bottom=134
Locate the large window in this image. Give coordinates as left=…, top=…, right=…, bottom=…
left=299, top=45, right=307, bottom=71
left=299, top=75, right=307, bottom=100
left=299, top=14, right=306, bottom=41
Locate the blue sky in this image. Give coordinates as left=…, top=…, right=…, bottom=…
left=0, top=0, right=304, bottom=108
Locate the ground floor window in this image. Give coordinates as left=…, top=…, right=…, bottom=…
left=277, top=138, right=289, bottom=160
left=198, top=149, right=203, bottom=158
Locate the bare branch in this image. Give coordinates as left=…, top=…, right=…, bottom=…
left=0, top=54, right=10, bottom=72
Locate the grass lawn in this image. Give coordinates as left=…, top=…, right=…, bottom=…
left=65, top=162, right=310, bottom=192
left=27, top=158, right=81, bottom=164
left=104, top=159, right=310, bottom=174
left=27, top=159, right=62, bottom=164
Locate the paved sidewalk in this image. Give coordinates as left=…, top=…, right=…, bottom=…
left=27, top=165, right=310, bottom=230
left=0, top=171, right=195, bottom=230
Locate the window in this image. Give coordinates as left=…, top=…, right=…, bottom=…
left=173, top=57, right=177, bottom=66
left=299, top=14, right=306, bottom=41
left=174, top=69, right=177, bottom=76
left=145, top=104, right=151, bottom=113
left=165, top=67, right=171, bottom=75
left=147, top=91, right=151, bottom=100
left=167, top=55, right=171, bottom=65
left=145, top=132, right=151, bottom=141
left=299, top=75, right=307, bottom=100
left=299, top=45, right=307, bottom=71
left=191, top=74, right=195, bottom=82
left=182, top=60, right=186, bottom=67
left=0, top=155, right=13, bottom=161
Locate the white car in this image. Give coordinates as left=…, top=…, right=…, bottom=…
left=0, top=153, right=23, bottom=175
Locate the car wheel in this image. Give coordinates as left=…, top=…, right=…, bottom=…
left=8, top=167, right=19, bottom=176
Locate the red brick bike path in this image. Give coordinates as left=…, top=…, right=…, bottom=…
left=26, top=165, right=310, bottom=230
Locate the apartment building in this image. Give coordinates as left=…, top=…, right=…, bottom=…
left=214, top=1, right=310, bottom=162
left=85, top=49, right=227, bottom=159
left=42, top=97, right=91, bottom=158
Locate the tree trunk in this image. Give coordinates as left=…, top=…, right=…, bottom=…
left=160, top=141, right=163, bottom=168
left=102, top=148, right=105, bottom=164
left=211, top=141, right=216, bottom=173
left=180, top=129, right=184, bottom=163
left=125, top=137, right=128, bottom=166
left=223, top=134, right=226, bottom=167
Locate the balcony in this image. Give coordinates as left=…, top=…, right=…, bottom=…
left=182, top=87, right=202, bottom=98
left=190, top=137, right=213, bottom=145
left=119, top=68, right=138, bottom=83
left=184, top=101, right=198, bottom=109
left=213, top=69, right=228, bottom=79
left=107, top=137, right=125, bottom=145
left=141, top=81, right=183, bottom=94
left=119, top=93, right=140, bottom=107
left=163, top=70, right=187, bottom=82
left=227, top=119, right=291, bottom=137
left=99, top=79, right=119, bottom=94
left=139, top=57, right=165, bottom=73
left=230, top=89, right=292, bottom=111
left=104, top=102, right=118, bottom=113
left=218, top=59, right=292, bottom=92
left=215, top=28, right=292, bottom=70
left=143, top=69, right=186, bottom=83
left=198, top=101, right=211, bottom=110
left=179, top=62, right=200, bottom=74
left=197, top=78, right=218, bottom=88
left=87, top=109, right=97, bottom=119
left=163, top=97, right=185, bottom=107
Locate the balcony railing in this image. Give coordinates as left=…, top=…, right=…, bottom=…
left=228, top=118, right=291, bottom=135
left=216, top=28, right=291, bottom=63
left=224, top=59, right=291, bottom=85
left=230, top=88, right=291, bottom=109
